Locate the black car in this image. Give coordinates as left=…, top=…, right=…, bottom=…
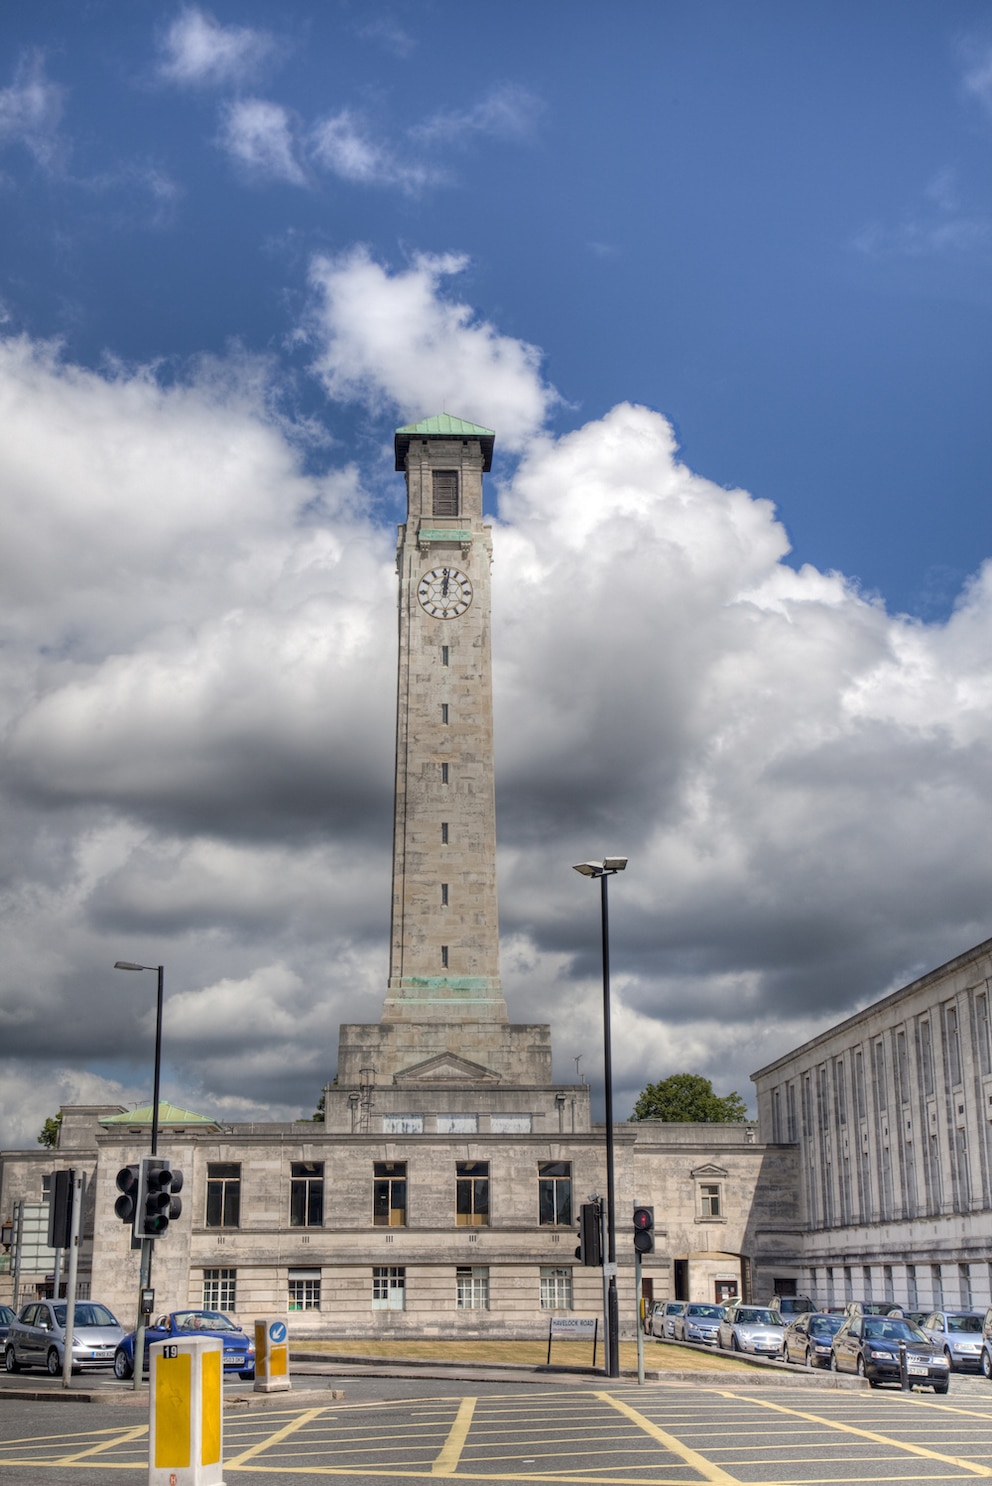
left=782, top=1310, right=844, bottom=1368
left=830, top=1312, right=950, bottom=1391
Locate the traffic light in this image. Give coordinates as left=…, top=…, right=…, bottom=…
left=137, top=1157, right=183, bottom=1239
left=575, top=1202, right=603, bottom=1266
left=633, top=1205, right=654, bottom=1254
left=115, top=1164, right=140, bottom=1227
left=48, top=1169, right=74, bottom=1249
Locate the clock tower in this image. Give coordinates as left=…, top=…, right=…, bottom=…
left=336, top=415, right=552, bottom=1088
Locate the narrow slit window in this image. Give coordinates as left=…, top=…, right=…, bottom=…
left=441, top=704, right=449, bottom=724
left=441, top=763, right=449, bottom=784
left=441, top=646, right=449, bottom=666
left=441, top=822, right=449, bottom=843
left=441, top=945, right=449, bottom=967
left=441, top=883, right=449, bottom=906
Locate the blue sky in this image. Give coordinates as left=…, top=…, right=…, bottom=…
left=1, top=2, right=991, bottom=1143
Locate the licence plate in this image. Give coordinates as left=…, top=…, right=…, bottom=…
left=908, top=1365, right=927, bottom=1376
left=228, top=1355, right=245, bottom=1366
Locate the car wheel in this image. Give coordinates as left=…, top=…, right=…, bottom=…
left=805, top=1346, right=814, bottom=1368
left=47, top=1348, right=61, bottom=1376
left=933, top=1381, right=949, bottom=1395
left=731, top=1334, right=741, bottom=1351
left=830, top=1352, right=839, bottom=1372
left=4, top=1347, right=19, bottom=1374
left=982, top=1349, right=992, bottom=1380
left=856, top=1354, right=878, bottom=1388
left=944, top=1348, right=953, bottom=1373
left=239, top=1369, right=255, bottom=1381
left=113, top=1348, right=133, bottom=1381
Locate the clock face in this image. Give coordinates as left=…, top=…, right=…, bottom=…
left=417, top=566, right=473, bottom=618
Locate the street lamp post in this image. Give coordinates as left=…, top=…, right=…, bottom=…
left=113, top=960, right=165, bottom=1389
left=573, top=857, right=627, bottom=1380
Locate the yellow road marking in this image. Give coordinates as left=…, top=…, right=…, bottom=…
left=714, top=1390, right=992, bottom=1478
left=224, top=1404, right=327, bottom=1467
left=596, top=1391, right=739, bottom=1485
left=431, top=1397, right=477, bottom=1475
left=56, top=1422, right=148, bottom=1463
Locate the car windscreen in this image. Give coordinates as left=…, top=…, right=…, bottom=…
left=946, top=1315, right=983, bottom=1332
left=737, top=1309, right=780, bottom=1325
left=689, top=1305, right=723, bottom=1317
left=810, top=1315, right=843, bottom=1335
left=176, top=1312, right=239, bottom=1332
left=863, top=1319, right=928, bottom=1342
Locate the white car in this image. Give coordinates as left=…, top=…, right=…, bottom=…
left=717, top=1303, right=785, bottom=1355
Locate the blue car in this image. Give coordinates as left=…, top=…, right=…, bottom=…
left=0, top=1305, right=15, bottom=1345
left=113, top=1309, right=256, bottom=1380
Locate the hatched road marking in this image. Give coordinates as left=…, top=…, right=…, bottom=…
left=3, top=1384, right=992, bottom=1480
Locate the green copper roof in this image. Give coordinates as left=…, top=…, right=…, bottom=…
left=395, top=414, right=495, bottom=471
left=100, top=1101, right=219, bottom=1127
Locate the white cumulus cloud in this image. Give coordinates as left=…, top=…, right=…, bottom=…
left=217, top=99, right=306, bottom=185
left=158, top=7, right=278, bottom=88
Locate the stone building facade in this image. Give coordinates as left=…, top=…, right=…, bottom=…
left=751, top=934, right=992, bottom=1314
left=1, top=416, right=800, bottom=1336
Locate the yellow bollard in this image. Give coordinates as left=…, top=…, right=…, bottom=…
left=148, top=1334, right=225, bottom=1485
left=253, top=1317, right=291, bottom=1393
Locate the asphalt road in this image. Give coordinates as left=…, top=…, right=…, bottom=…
left=2, top=1371, right=992, bottom=1484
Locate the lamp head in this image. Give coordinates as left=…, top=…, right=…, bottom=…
left=114, top=961, right=146, bottom=971
left=572, top=857, right=628, bottom=877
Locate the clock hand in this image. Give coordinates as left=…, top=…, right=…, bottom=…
left=441, top=569, right=450, bottom=596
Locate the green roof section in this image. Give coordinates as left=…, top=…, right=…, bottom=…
left=395, top=414, right=495, bottom=471
left=100, top=1101, right=219, bottom=1128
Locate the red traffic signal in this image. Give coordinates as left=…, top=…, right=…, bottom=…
left=632, top=1205, right=654, bottom=1253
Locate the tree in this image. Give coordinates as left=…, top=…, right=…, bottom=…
left=631, top=1073, right=749, bottom=1123
left=37, top=1112, right=62, bottom=1148
left=310, top=1093, right=325, bottom=1123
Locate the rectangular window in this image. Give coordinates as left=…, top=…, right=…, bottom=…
left=441, top=822, right=449, bottom=843
left=854, top=1050, right=867, bottom=1120
left=441, top=763, right=449, bottom=784
left=437, top=1114, right=478, bottom=1133
left=373, top=1266, right=405, bottom=1310
left=289, top=1162, right=324, bottom=1228
left=373, top=1162, right=407, bottom=1226
left=441, top=645, right=449, bottom=666
left=441, top=883, right=449, bottom=906
left=906, top=1263, right=918, bottom=1309
left=288, top=1269, right=321, bottom=1311
left=959, top=1262, right=972, bottom=1308
left=786, top=1083, right=798, bottom=1143
left=491, top=1114, right=532, bottom=1134
left=457, top=1266, right=490, bottom=1309
left=931, top=1262, right=944, bottom=1309
left=441, top=704, right=449, bottom=724
left=202, top=1267, right=236, bottom=1311
left=918, top=1018, right=935, bottom=1098
left=441, top=945, right=449, bottom=967
left=432, top=469, right=459, bottom=516
left=895, top=1029, right=910, bottom=1105
left=538, top=1161, right=572, bottom=1226
left=540, top=1266, right=573, bottom=1310
left=700, top=1183, right=721, bottom=1217
left=872, top=1041, right=887, bottom=1113
left=382, top=1115, right=423, bottom=1134
left=206, top=1163, right=241, bottom=1229
left=976, top=991, right=992, bottom=1076
left=945, top=1002, right=963, bottom=1087
left=456, top=1161, right=490, bottom=1226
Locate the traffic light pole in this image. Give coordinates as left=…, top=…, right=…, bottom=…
left=132, top=1238, right=151, bottom=1392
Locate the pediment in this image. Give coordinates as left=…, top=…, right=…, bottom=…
left=690, top=1162, right=728, bottom=1179
left=393, top=1052, right=502, bottom=1085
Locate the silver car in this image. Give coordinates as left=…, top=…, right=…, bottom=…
left=718, top=1303, right=785, bottom=1355
left=4, top=1299, right=124, bottom=1375
left=921, top=1311, right=984, bottom=1372
left=675, top=1302, right=725, bottom=1344
left=649, top=1300, right=687, bottom=1339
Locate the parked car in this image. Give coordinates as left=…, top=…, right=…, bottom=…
left=0, top=1305, right=15, bottom=1344
left=649, top=1300, right=686, bottom=1339
left=920, top=1311, right=984, bottom=1372
left=674, top=1302, right=725, bottom=1345
left=979, top=1308, right=992, bottom=1380
left=781, top=1310, right=844, bottom=1367
left=770, top=1294, right=814, bottom=1318
left=4, top=1300, right=124, bottom=1375
left=830, top=1311, right=949, bottom=1391
left=113, top=1309, right=256, bottom=1380
left=717, top=1304, right=785, bottom=1356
